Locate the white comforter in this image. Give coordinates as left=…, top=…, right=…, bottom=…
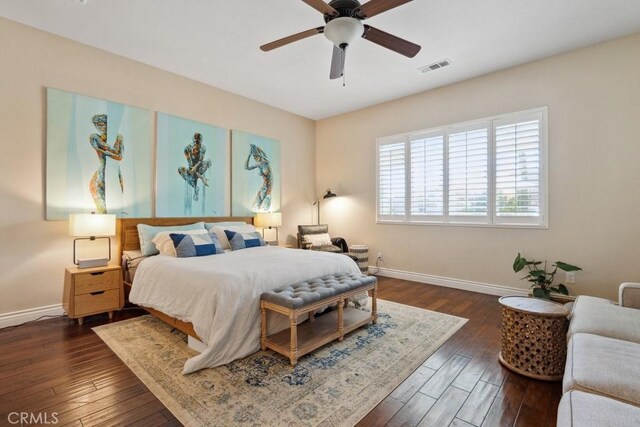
left=129, top=246, right=361, bottom=373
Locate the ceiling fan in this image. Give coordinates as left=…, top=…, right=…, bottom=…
left=260, top=0, right=421, bottom=81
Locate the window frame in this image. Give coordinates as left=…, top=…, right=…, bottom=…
left=376, top=107, right=548, bottom=229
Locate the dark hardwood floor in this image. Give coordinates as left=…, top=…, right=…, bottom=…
left=0, top=277, right=561, bottom=426
left=356, top=278, right=561, bottom=427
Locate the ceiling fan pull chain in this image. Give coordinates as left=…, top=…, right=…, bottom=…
left=343, top=46, right=347, bottom=87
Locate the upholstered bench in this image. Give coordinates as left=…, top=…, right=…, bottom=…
left=260, top=273, right=377, bottom=366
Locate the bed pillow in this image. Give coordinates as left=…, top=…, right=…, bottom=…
left=152, top=229, right=209, bottom=257
left=224, top=230, right=265, bottom=251
left=302, top=233, right=333, bottom=248
left=204, top=221, right=247, bottom=231
left=170, top=232, right=224, bottom=258
left=210, top=224, right=257, bottom=250
left=137, top=222, right=206, bottom=256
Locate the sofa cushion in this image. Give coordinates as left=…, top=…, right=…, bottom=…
left=563, top=333, right=640, bottom=406
left=557, top=390, right=640, bottom=427
left=568, top=295, right=640, bottom=344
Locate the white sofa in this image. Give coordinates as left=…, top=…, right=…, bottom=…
left=558, top=282, right=640, bottom=426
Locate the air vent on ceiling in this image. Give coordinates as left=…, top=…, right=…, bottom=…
left=418, top=59, right=451, bottom=73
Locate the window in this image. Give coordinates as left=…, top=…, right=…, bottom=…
left=410, top=132, right=444, bottom=219
left=376, top=107, right=547, bottom=227
left=378, top=139, right=406, bottom=219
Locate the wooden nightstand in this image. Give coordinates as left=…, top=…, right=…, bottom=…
left=63, top=265, right=124, bottom=325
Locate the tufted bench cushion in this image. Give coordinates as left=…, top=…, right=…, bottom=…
left=261, top=273, right=376, bottom=309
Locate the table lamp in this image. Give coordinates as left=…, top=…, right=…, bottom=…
left=69, top=213, right=116, bottom=268
left=254, top=212, right=282, bottom=243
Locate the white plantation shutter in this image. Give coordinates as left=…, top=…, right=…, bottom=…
left=494, top=113, right=544, bottom=224
left=410, top=133, right=444, bottom=217
left=378, top=140, right=406, bottom=219
left=376, top=107, right=547, bottom=227
left=448, top=126, right=489, bottom=220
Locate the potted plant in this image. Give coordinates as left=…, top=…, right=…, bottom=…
left=512, top=253, right=582, bottom=299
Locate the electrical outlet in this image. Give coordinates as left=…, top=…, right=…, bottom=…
left=565, top=272, right=575, bottom=284
left=377, top=252, right=383, bottom=260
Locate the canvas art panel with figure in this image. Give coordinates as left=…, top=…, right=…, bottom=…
left=156, top=113, right=228, bottom=217
left=231, top=130, right=281, bottom=216
left=46, top=88, right=152, bottom=220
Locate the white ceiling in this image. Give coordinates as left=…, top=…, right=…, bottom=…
left=1, top=0, right=640, bottom=120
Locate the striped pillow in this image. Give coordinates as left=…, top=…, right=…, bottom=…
left=169, top=232, right=224, bottom=258
left=224, top=230, right=265, bottom=251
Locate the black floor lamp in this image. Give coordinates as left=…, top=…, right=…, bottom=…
left=313, top=189, right=337, bottom=225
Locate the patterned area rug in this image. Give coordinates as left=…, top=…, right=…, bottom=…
left=94, top=299, right=467, bottom=427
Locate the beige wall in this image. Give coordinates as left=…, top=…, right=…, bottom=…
left=0, top=17, right=316, bottom=314
left=317, top=32, right=640, bottom=300
left=1, top=17, right=638, bottom=315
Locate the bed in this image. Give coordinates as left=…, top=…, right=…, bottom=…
left=118, top=217, right=362, bottom=374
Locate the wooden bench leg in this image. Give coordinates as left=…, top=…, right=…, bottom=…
left=290, top=313, right=298, bottom=366
left=309, top=310, right=315, bottom=323
left=338, top=298, right=345, bottom=341
left=261, top=303, right=267, bottom=351
left=372, top=286, right=378, bottom=324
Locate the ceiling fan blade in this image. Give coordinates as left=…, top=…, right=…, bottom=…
left=362, top=25, right=421, bottom=58
left=300, top=0, right=338, bottom=16
left=356, top=0, right=413, bottom=19
left=260, top=27, right=324, bottom=51
left=330, top=45, right=345, bottom=79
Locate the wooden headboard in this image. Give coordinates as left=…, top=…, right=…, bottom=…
left=118, top=216, right=254, bottom=255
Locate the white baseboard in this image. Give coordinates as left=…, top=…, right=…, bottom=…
left=0, top=304, right=65, bottom=329
left=370, top=266, right=529, bottom=297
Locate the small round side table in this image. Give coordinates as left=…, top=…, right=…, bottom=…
left=498, top=296, right=570, bottom=381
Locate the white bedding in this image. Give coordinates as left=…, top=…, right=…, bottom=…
left=129, top=246, right=361, bottom=373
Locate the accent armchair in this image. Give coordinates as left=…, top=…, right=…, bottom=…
left=297, top=224, right=349, bottom=253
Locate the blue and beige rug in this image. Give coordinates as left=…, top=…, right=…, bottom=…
left=94, top=299, right=467, bottom=426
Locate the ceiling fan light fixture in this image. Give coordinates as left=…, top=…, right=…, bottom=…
left=324, top=17, right=364, bottom=48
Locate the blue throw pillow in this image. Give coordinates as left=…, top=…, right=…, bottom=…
left=170, top=232, right=224, bottom=258
left=224, top=230, right=265, bottom=251
left=137, top=222, right=206, bottom=256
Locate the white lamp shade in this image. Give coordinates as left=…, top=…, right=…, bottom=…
left=69, top=214, right=116, bottom=237
left=324, top=17, right=364, bottom=47
left=254, top=212, right=282, bottom=228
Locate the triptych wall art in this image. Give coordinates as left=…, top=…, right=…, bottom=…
left=46, top=88, right=153, bottom=220
left=45, top=88, right=280, bottom=220
left=231, top=130, right=281, bottom=217
left=156, top=113, right=227, bottom=217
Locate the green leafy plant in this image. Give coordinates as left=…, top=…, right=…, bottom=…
left=512, top=253, right=582, bottom=299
